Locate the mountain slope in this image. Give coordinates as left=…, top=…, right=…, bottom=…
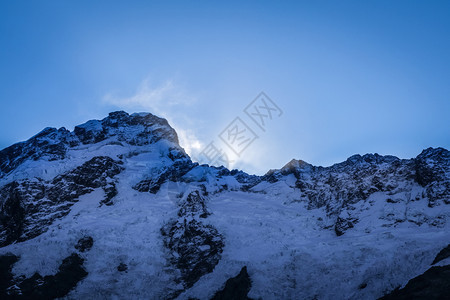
left=0, top=111, right=448, bottom=299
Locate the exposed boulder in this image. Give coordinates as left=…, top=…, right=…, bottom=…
left=117, top=263, right=128, bottom=272
left=212, top=266, right=252, bottom=300
left=335, top=216, right=356, bottom=236
left=75, top=236, right=94, bottom=252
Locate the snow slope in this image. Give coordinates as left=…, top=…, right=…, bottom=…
left=0, top=111, right=448, bottom=299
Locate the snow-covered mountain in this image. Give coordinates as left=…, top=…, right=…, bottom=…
left=0, top=111, right=448, bottom=299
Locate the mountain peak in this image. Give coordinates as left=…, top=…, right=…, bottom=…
left=0, top=111, right=180, bottom=177
left=74, top=110, right=179, bottom=145
left=280, top=158, right=312, bottom=175
left=0, top=112, right=448, bottom=299
left=417, top=147, right=449, bottom=160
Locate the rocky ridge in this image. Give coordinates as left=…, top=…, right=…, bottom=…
left=0, top=111, right=448, bottom=299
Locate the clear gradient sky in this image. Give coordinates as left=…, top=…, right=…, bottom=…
left=1, top=0, right=449, bottom=174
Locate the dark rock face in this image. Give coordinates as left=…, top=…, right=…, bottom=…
left=415, top=147, right=450, bottom=207
left=162, top=219, right=223, bottom=289
left=335, top=217, right=356, bottom=236
left=48, top=156, right=123, bottom=203
left=358, top=283, right=368, bottom=290
left=379, top=265, right=450, bottom=300
left=0, top=179, right=45, bottom=247
left=292, top=154, right=414, bottom=235
left=0, top=110, right=448, bottom=299
left=75, top=236, right=94, bottom=252
left=178, top=190, right=210, bottom=219
left=296, top=154, right=412, bottom=212
left=262, top=148, right=450, bottom=236
left=1, top=237, right=93, bottom=299
left=0, top=253, right=19, bottom=299
left=0, top=157, right=123, bottom=247
left=134, top=158, right=196, bottom=194
left=415, top=148, right=448, bottom=186
left=7, top=253, right=88, bottom=299
left=0, top=111, right=179, bottom=178
left=212, top=266, right=252, bottom=300
left=117, top=263, right=128, bottom=272
left=0, top=181, right=28, bottom=246
left=161, top=190, right=224, bottom=297
left=74, top=111, right=179, bottom=146
left=216, top=168, right=261, bottom=187
left=0, top=127, right=78, bottom=177
left=432, top=244, right=450, bottom=265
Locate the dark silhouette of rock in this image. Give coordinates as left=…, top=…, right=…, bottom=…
left=0, top=253, right=19, bottom=299
left=0, top=156, right=123, bottom=247
left=22, top=253, right=87, bottom=299
left=117, top=263, right=128, bottom=272
left=162, top=218, right=224, bottom=290
left=335, top=217, right=355, bottom=236
left=432, top=244, right=450, bottom=265
left=260, top=147, right=450, bottom=236
left=379, top=265, right=450, bottom=300
left=414, top=148, right=450, bottom=207
left=75, top=236, right=94, bottom=252
left=74, top=111, right=179, bottom=146
left=1, top=253, right=87, bottom=299
left=161, top=190, right=224, bottom=298
left=0, top=182, right=27, bottom=247
left=0, top=127, right=77, bottom=177
left=212, top=266, right=252, bottom=300
left=0, top=111, right=448, bottom=299
left=134, top=158, right=196, bottom=194
left=178, top=190, right=210, bottom=219
left=0, top=111, right=179, bottom=178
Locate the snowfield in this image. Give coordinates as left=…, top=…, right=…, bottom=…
left=0, top=111, right=448, bottom=299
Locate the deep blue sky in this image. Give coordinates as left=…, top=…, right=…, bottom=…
left=1, top=0, right=449, bottom=174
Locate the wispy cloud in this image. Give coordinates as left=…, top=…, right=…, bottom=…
left=103, top=78, right=203, bottom=157
left=102, top=78, right=272, bottom=175
left=103, top=78, right=196, bottom=114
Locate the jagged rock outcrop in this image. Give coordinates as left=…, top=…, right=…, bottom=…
left=0, top=156, right=123, bottom=247
left=74, top=236, right=94, bottom=253
left=259, top=148, right=449, bottom=235
left=0, top=111, right=448, bottom=299
left=161, top=190, right=224, bottom=297
left=0, top=111, right=178, bottom=178
left=10, top=253, right=88, bottom=299
left=0, top=127, right=78, bottom=176
left=134, top=158, right=196, bottom=194
left=0, top=253, right=88, bottom=299
left=432, top=244, right=450, bottom=265
left=415, top=147, right=450, bottom=207
left=212, top=266, right=252, bottom=300
left=0, top=253, right=19, bottom=299
left=1, top=238, right=92, bottom=299
left=74, top=111, right=179, bottom=146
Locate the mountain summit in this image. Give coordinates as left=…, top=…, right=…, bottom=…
left=0, top=112, right=449, bottom=299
